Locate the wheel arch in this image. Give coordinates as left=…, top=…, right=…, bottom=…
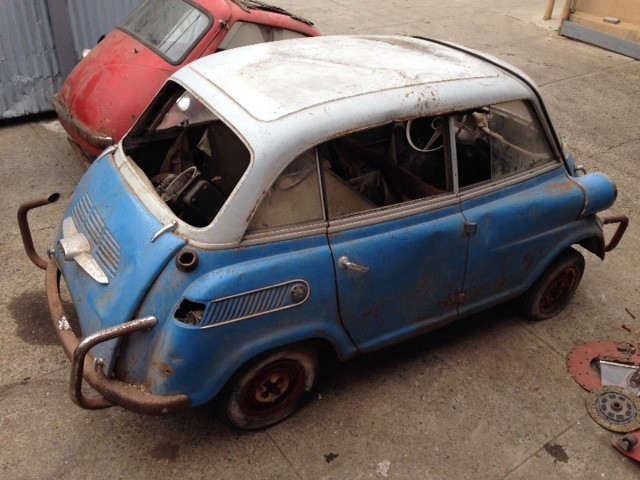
left=191, top=325, right=356, bottom=408
left=518, top=217, right=604, bottom=296
left=578, top=234, right=605, bottom=260
left=221, top=337, right=342, bottom=390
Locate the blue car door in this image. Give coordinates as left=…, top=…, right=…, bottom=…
left=328, top=204, right=467, bottom=352
left=453, top=100, right=585, bottom=316
left=318, top=124, right=468, bottom=353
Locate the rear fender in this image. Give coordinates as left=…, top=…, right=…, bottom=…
left=130, top=237, right=356, bottom=405
left=146, top=316, right=356, bottom=406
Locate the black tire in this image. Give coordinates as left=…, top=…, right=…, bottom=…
left=518, top=248, right=585, bottom=321
left=218, top=345, right=318, bottom=430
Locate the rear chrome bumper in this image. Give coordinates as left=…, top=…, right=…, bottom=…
left=18, top=195, right=190, bottom=415
left=46, top=261, right=190, bottom=414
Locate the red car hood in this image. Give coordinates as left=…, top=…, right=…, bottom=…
left=57, top=29, right=174, bottom=149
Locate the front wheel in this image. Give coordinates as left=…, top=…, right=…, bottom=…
left=518, top=248, right=585, bottom=321
left=218, top=345, right=318, bottom=430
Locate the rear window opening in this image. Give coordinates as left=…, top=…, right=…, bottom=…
left=124, top=86, right=250, bottom=228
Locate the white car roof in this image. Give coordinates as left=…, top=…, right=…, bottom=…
left=160, top=35, right=539, bottom=245
left=173, top=35, right=533, bottom=125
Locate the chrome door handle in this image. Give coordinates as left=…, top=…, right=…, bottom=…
left=338, top=256, right=369, bottom=273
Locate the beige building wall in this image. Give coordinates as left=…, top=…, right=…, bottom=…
left=565, top=0, right=640, bottom=43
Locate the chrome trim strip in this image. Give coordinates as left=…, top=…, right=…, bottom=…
left=52, top=94, right=114, bottom=149
left=327, top=194, right=460, bottom=234
left=456, top=163, right=561, bottom=202
left=151, top=221, right=178, bottom=243
left=240, top=223, right=328, bottom=247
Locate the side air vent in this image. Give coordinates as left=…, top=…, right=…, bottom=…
left=72, top=194, right=121, bottom=278
left=175, top=280, right=310, bottom=328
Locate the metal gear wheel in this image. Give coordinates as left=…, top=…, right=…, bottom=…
left=586, top=386, right=640, bottom=433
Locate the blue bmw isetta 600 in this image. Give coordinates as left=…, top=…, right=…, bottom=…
left=19, top=35, right=628, bottom=429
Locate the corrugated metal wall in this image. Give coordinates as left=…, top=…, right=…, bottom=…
left=0, top=1, right=61, bottom=119
left=66, top=0, right=141, bottom=59
left=0, top=0, right=141, bottom=119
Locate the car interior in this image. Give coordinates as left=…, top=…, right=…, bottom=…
left=125, top=87, right=556, bottom=232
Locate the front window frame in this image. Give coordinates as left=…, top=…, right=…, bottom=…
left=123, top=82, right=253, bottom=230
left=119, top=0, right=213, bottom=65
left=453, top=99, right=561, bottom=193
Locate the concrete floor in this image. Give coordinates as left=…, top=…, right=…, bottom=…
left=1, top=1, right=639, bottom=478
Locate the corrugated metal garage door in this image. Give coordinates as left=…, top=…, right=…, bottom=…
left=66, top=0, right=141, bottom=58
left=1, top=0, right=141, bottom=119
left=0, top=1, right=61, bottom=119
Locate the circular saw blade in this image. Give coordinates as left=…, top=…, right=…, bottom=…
left=586, top=386, right=640, bottom=433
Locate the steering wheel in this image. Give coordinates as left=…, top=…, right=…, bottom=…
left=157, top=166, right=199, bottom=202
left=406, top=116, right=444, bottom=153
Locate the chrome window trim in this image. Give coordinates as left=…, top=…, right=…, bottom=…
left=240, top=223, right=328, bottom=247
left=456, top=162, right=563, bottom=201
left=327, top=194, right=461, bottom=233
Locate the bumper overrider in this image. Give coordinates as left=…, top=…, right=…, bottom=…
left=18, top=195, right=190, bottom=415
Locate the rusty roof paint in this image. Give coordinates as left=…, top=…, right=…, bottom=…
left=177, top=35, right=525, bottom=123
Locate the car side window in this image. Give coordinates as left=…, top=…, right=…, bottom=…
left=218, top=22, right=306, bottom=50
left=247, top=149, right=324, bottom=232
left=320, top=119, right=451, bottom=219
left=455, top=100, right=557, bottom=188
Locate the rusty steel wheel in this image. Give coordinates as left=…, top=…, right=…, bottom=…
left=518, top=248, right=585, bottom=321
left=220, top=346, right=318, bottom=430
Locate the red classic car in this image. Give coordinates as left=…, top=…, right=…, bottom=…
left=52, top=0, right=320, bottom=163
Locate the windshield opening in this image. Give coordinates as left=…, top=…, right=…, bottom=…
left=120, top=0, right=212, bottom=64
left=124, top=87, right=250, bottom=227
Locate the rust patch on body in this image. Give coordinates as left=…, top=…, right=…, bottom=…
left=152, top=360, right=174, bottom=378
left=545, top=180, right=575, bottom=195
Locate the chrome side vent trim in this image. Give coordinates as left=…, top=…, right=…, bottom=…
left=194, top=280, right=311, bottom=329
left=72, top=194, right=121, bottom=278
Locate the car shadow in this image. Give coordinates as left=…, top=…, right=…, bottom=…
left=8, top=289, right=80, bottom=347
left=317, top=304, right=518, bottom=394
left=170, top=304, right=521, bottom=434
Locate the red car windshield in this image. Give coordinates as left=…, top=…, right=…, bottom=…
left=120, top=0, right=212, bottom=64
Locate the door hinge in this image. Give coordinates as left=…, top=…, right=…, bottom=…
left=464, top=221, right=477, bottom=235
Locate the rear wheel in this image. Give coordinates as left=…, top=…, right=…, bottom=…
left=518, top=248, right=585, bottom=321
left=219, top=345, right=318, bottom=430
